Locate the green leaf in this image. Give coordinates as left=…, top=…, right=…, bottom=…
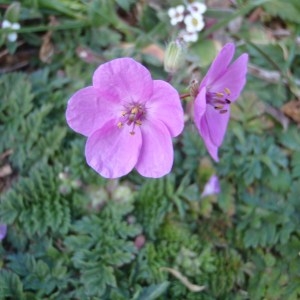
left=136, top=282, right=170, bottom=300
left=81, top=264, right=116, bottom=297
left=0, top=163, right=71, bottom=237
left=116, top=0, right=135, bottom=11
left=0, top=270, right=24, bottom=299
left=292, top=152, right=300, bottom=179
left=280, top=127, right=300, bottom=151
left=263, top=1, right=300, bottom=24
left=189, top=39, right=218, bottom=67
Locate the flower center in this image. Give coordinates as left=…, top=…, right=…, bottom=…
left=206, top=87, right=231, bottom=114
left=117, top=102, right=146, bottom=135
left=192, top=18, right=199, bottom=27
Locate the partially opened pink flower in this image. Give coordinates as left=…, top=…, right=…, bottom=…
left=193, top=43, right=248, bottom=161
left=0, top=224, right=7, bottom=240
left=66, top=58, right=184, bottom=178
left=201, top=174, right=220, bottom=198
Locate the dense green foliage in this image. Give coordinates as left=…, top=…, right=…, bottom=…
left=1, top=0, right=300, bottom=299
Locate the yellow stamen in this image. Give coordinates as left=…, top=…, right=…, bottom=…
left=129, top=114, right=135, bottom=122
left=136, top=120, right=142, bottom=126
left=117, top=122, right=123, bottom=128
left=192, top=18, right=198, bottom=26
left=224, top=87, right=231, bottom=95
left=131, top=107, right=139, bottom=114
left=216, top=92, right=224, bottom=98
left=214, top=104, right=224, bottom=110
left=121, top=111, right=126, bottom=116
left=215, top=100, right=225, bottom=104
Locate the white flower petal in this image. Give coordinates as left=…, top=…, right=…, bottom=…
left=187, top=2, right=207, bottom=15
left=168, top=8, right=176, bottom=18
left=177, top=5, right=185, bottom=14
left=11, top=22, right=20, bottom=30
left=184, top=14, right=204, bottom=32
left=8, top=33, right=17, bottom=42
left=170, top=18, right=178, bottom=26
left=2, top=20, right=11, bottom=28
left=181, top=30, right=198, bottom=43
left=2, top=20, right=20, bottom=42
left=168, top=5, right=185, bottom=25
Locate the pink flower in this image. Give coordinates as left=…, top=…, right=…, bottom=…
left=193, top=43, right=248, bottom=161
left=66, top=58, right=184, bottom=178
left=0, top=224, right=7, bottom=240
left=201, top=175, right=220, bottom=198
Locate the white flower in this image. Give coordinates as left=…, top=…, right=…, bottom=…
left=180, top=30, right=198, bottom=43
left=2, top=19, right=20, bottom=42
left=187, top=1, right=207, bottom=16
left=184, top=14, right=204, bottom=33
left=168, top=5, right=185, bottom=26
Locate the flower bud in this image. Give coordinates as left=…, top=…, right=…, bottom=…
left=164, top=40, right=185, bottom=74
left=4, top=2, right=21, bottom=23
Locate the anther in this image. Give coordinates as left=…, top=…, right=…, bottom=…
left=131, top=107, right=139, bottom=114
left=119, top=103, right=146, bottom=135
left=224, top=87, right=231, bottom=95
left=225, top=99, right=231, bottom=104
left=192, top=18, right=198, bottom=26
left=214, top=104, right=224, bottom=110
left=216, top=92, right=224, bottom=98
left=214, top=99, right=225, bottom=105
left=129, top=114, right=135, bottom=121
left=220, top=109, right=228, bottom=114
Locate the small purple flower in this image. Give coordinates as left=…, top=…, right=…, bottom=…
left=0, top=224, right=7, bottom=240
left=201, top=175, right=220, bottom=198
left=194, top=43, right=248, bottom=161
left=66, top=58, right=184, bottom=178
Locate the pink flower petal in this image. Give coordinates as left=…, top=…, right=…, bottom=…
left=194, top=87, right=227, bottom=160
left=92, top=57, right=153, bottom=104
left=200, top=117, right=219, bottom=162
left=200, top=43, right=235, bottom=88
left=147, top=80, right=184, bottom=137
left=135, top=121, right=174, bottom=178
left=194, top=44, right=248, bottom=162
left=85, top=120, right=142, bottom=178
left=0, top=224, right=7, bottom=240
left=205, top=105, right=230, bottom=147
left=212, top=53, right=248, bottom=101
left=201, top=174, right=220, bottom=198
left=194, top=86, right=207, bottom=132
left=66, top=86, right=118, bottom=136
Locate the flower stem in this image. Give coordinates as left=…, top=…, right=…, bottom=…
left=180, top=93, right=191, bottom=100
